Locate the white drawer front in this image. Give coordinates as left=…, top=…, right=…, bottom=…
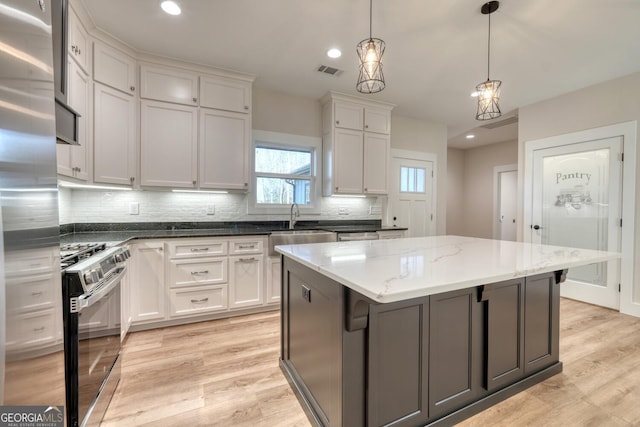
left=6, top=273, right=56, bottom=312
left=169, top=258, right=227, bottom=288
left=168, top=239, right=227, bottom=258
left=169, top=285, right=228, bottom=317
left=5, top=247, right=56, bottom=276
left=6, top=309, right=58, bottom=350
left=229, top=238, right=265, bottom=255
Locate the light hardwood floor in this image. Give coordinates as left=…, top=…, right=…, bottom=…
left=102, top=299, right=640, bottom=426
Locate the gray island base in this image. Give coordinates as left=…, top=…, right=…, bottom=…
left=280, top=257, right=567, bottom=427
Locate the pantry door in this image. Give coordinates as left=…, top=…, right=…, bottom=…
left=529, top=137, right=623, bottom=309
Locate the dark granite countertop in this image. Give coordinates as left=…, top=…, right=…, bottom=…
left=59, top=221, right=407, bottom=246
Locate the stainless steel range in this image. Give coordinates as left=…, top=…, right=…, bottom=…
left=61, top=243, right=129, bottom=427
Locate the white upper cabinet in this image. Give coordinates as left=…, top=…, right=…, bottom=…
left=363, top=133, right=390, bottom=194
left=199, top=76, right=251, bottom=114
left=93, top=82, right=136, bottom=186
left=57, top=59, right=89, bottom=181
left=67, top=6, right=91, bottom=74
left=199, top=109, right=250, bottom=191
left=140, top=64, right=198, bottom=106
left=321, top=92, right=394, bottom=196
left=334, top=102, right=364, bottom=131
left=332, top=128, right=364, bottom=194
left=93, top=42, right=136, bottom=96
left=364, top=107, right=391, bottom=134
left=140, top=100, right=197, bottom=188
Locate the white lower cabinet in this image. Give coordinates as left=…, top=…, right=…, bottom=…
left=130, top=236, right=272, bottom=328
left=266, top=256, right=281, bottom=304
left=130, top=241, right=166, bottom=324
left=229, top=255, right=263, bottom=308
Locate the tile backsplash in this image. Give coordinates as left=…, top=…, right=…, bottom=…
left=59, top=189, right=383, bottom=225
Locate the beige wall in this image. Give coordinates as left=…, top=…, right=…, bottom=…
left=252, top=87, right=323, bottom=137
left=391, top=115, right=448, bottom=234
left=447, top=141, right=518, bottom=238
left=446, top=147, right=465, bottom=235
left=518, top=71, right=640, bottom=313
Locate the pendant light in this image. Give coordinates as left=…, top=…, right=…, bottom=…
left=356, top=0, right=385, bottom=93
left=475, top=1, right=502, bottom=120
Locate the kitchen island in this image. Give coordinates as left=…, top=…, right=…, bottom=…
left=276, top=235, right=618, bottom=427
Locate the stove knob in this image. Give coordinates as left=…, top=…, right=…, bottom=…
left=84, top=268, right=104, bottom=285
left=115, top=253, right=125, bottom=263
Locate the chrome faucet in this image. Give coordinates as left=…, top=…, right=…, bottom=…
left=289, top=203, right=300, bottom=229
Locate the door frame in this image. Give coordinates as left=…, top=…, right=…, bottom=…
left=386, top=149, right=437, bottom=234
left=492, top=164, right=517, bottom=240
left=523, top=121, right=637, bottom=316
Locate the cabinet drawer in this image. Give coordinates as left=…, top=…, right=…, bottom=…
left=169, top=285, right=228, bottom=317
left=168, top=258, right=227, bottom=288
left=167, top=239, right=227, bottom=258
left=4, top=247, right=56, bottom=277
left=6, top=273, right=56, bottom=312
left=6, top=309, right=58, bottom=351
left=229, top=238, right=264, bottom=255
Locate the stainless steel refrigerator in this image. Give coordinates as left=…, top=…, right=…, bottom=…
left=0, top=0, right=65, bottom=416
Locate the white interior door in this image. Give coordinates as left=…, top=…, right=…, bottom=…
left=498, top=170, right=517, bottom=241
left=531, top=137, right=623, bottom=309
left=388, top=157, right=434, bottom=237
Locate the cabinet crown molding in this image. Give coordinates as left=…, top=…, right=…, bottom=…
left=321, top=91, right=395, bottom=111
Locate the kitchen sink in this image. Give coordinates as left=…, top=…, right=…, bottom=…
left=268, top=230, right=337, bottom=256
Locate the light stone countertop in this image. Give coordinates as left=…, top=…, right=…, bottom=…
left=275, top=235, right=620, bottom=303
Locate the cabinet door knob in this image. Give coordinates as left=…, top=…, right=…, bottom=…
left=336, top=120, right=340, bottom=125
left=364, top=188, right=368, bottom=191
left=193, top=97, right=197, bottom=103
left=192, top=180, right=196, bottom=185
left=130, top=86, right=135, bottom=92
left=244, top=182, right=248, bottom=187
left=244, top=105, right=249, bottom=110
left=365, top=124, right=369, bottom=129
left=130, top=177, right=135, bottom=184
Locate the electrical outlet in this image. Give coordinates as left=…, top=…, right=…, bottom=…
left=206, top=204, right=215, bottom=215
left=129, top=202, right=139, bottom=215
left=338, top=207, right=349, bottom=215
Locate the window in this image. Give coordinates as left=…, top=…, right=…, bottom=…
left=400, top=166, right=426, bottom=193
left=250, top=131, right=321, bottom=214
left=255, top=146, right=312, bottom=205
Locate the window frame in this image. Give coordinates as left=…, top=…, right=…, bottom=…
left=249, top=130, right=322, bottom=215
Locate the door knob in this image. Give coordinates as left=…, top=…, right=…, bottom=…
left=531, top=224, right=542, bottom=230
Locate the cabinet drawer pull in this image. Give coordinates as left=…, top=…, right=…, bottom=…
left=31, top=291, right=43, bottom=297
left=190, top=248, right=209, bottom=252
left=238, top=244, right=255, bottom=249
left=191, top=270, right=209, bottom=275
left=190, top=297, right=209, bottom=304
left=33, top=326, right=45, bottom=332
left=239, top=257, right=256, bottom=262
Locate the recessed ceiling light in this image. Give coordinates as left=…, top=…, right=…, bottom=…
left=161, top=1, right=181, bottom=15
left=466, top=134, right=475, bottom=139
left=327, top=48, right=342, bottom=59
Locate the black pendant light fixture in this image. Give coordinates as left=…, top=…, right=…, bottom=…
left=475, top=1, right=502, bottom=120
left=356, top=0, right=385, bottom=93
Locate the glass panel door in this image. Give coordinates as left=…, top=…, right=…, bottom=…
left=531, top=137, right=622, bottom=309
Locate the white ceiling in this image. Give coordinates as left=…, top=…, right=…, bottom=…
left=79, top=0, right=640, bottom=149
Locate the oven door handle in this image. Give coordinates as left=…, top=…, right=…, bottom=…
left=78, top=266, right=126, bottom=310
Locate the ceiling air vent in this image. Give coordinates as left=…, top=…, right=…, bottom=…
left=317, top=65, right=343, bottom=76
left=480, top=115, right=518, bottom=129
